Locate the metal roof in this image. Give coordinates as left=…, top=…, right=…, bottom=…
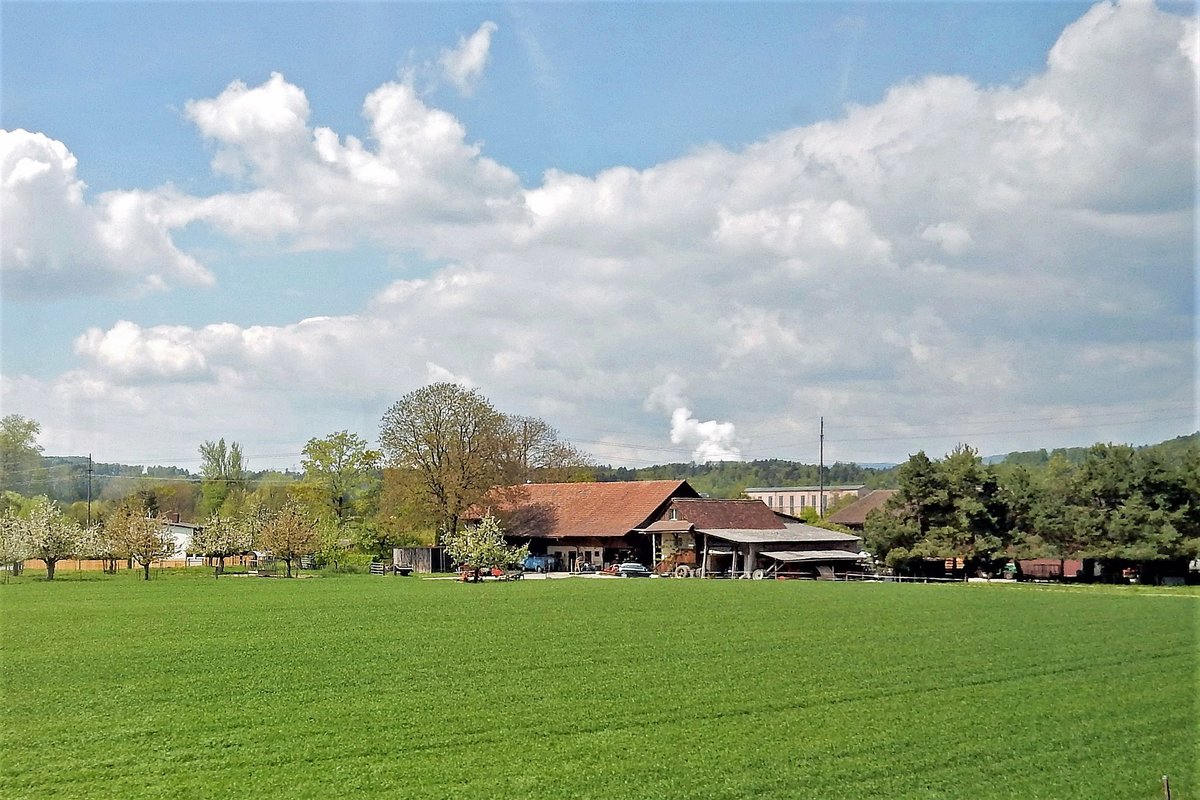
left=761, top=550, right=867, bottom=563
left=641, top=519, right=695, bottom=533
left=781, top=523, right=861, bottom=542
left=697, top=523, right=861, bottom=545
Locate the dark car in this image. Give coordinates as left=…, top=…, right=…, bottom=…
left=617, top=562, right=651, bottom=578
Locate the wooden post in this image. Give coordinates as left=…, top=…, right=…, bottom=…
left=1162, top=775, right=1171, bottom=800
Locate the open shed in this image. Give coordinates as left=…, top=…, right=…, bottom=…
left=761, top=549, right=869, bottom=579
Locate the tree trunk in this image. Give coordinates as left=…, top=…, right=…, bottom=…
left=143, top=561, right=151, bottom=581
left=285, top=558, right=293, bottom=578
left=46, top=559, right=56, bottom=581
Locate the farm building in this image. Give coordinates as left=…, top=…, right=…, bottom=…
left=468, top=481, right=867, bottom=576
left=743, top=484, right=870, bottom=516
left=645, top=497, right=866, bottom=577
left=473, top=480, right=700, bottom=570
left=392, top=546, right=451, bottom=574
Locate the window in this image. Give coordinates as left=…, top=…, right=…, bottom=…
left=669, top=508, right=678, bottom=521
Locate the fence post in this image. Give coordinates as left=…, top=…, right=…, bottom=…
left=1162, top=775, right=1170, bottom=800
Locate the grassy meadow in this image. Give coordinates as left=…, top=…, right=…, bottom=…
left=1, top=572, right=1195, bottom=799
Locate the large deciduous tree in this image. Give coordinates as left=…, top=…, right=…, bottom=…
left=0, top=415, right=46, bottom=497
left=379, top=383, right=510, bottom=540
left=198, top=438, right=248, bottom=517
left=500, top=416, right=592, bottom=485
left=301, top=430, right=381, bottom=525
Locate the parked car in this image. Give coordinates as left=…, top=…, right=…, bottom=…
left=523, top=554, right=556, bottom=573
left=617, top=562, right=651, bottom=578
left=577, top=562, right=598, bottom=574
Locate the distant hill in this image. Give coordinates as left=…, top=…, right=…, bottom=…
left=591, top=459, right=897, bottom=499
left=592, top=432, right=1198, bottom=498
left=986, top=432, right=1198, bottom=467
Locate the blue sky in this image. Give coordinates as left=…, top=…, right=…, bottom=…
left=1, top=1, right=1195, bottom=469
left=5, top=3, right=1095, bottom=188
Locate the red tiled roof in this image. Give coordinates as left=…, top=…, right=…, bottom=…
left=826, top=490, right=898, bottom=526
left=479, top=480, right=698, bottom=539
left=668, top=498, right=785, bottom=530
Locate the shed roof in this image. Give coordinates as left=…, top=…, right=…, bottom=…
left=481, top=480, right=699, bottom=539
left=762, top=550, right=867, bottom=563
left=643, top=519, right=694, bottom=533
left=826, top=489, right=898, bottom=526
left=699, top=523, right=861, bottom=545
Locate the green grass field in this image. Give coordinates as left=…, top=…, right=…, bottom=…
left=2, top=573, right=1195, bottom=799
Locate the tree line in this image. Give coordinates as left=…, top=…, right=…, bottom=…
left=0, top=384, right=591, bottom=576
left=0, top=492, right=325, bottom=581
left=866, top=441, right=1200, bottom=574
left=594, top=459, right=894, bottom=498
left=3, top=403, right=1197, bottom=580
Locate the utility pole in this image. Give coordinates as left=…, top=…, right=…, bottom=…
left=86, top=454, right=93, bottom=527
left=522, top=418, right=530, bottom=484
left=818, top=417, right=825, bottom=518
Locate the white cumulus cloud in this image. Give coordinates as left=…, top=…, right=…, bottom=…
left=0, top=129, right=213, bottom=298
left=439, top=21, right=499, bottom=96
left=4, top=1, right=1195, bottom=467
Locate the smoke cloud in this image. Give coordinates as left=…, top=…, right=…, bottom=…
left=647, top=374, right=743, bottom=463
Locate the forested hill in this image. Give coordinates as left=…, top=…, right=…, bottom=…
left=592, top=432, right=1199, bottom=499
left=990, top=432, right=1199, bottom=468
left=592, top=460, right=896, bottom=499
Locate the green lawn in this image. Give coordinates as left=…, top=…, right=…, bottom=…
left=1, top=573, right=1195, bottom=799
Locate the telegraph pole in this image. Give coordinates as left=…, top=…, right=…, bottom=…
left=86, top=454, right=93, bottom=527
left=818, top=418, right=825, bottom=518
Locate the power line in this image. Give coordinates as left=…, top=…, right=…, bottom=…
left=4, top=405, right=1193, bottom=478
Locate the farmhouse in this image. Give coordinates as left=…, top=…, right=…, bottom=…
left=476, top=480, right=700, bottom=570
left=475, top=482, right=867, bottom=576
